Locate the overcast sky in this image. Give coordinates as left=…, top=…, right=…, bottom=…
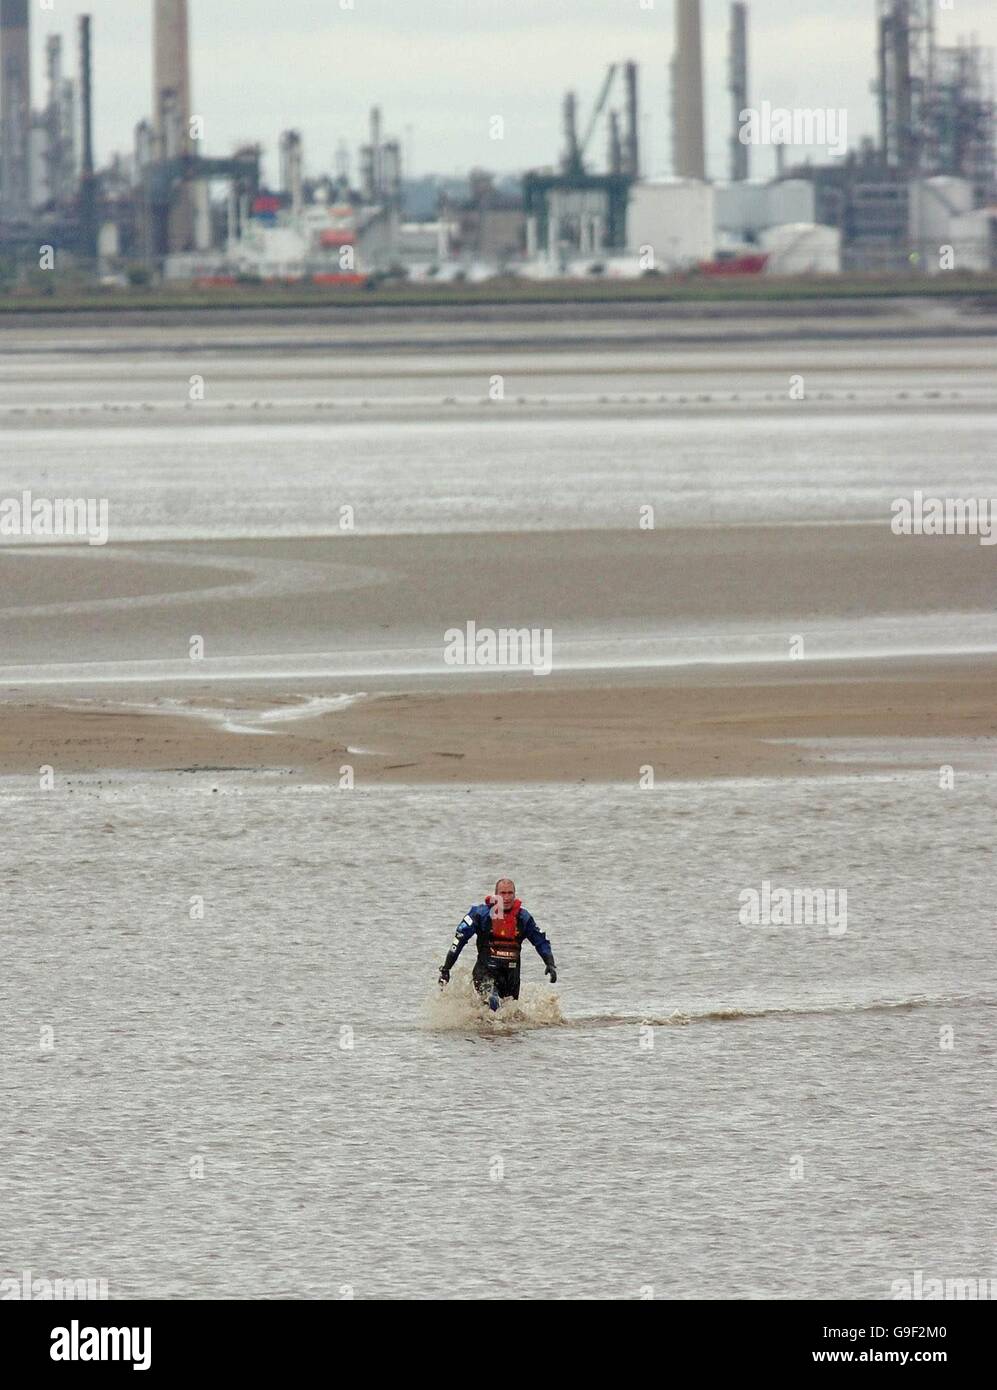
left=30, top=0, right=997, bottom=184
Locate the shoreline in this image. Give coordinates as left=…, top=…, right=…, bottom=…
left=2, top=654, right=994, bottom=783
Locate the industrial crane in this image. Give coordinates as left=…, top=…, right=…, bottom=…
left=562, top=63, right=619, bottom=177
left=580, top=63, right=619, bottom=164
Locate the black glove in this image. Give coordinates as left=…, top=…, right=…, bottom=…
left=544, top=958, right=557, bottom=984
left=439, top=946, right=459, bottom=987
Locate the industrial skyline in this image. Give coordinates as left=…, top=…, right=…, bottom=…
left=18, top=0, right=997, bottom=184
left=2, top=0, right=994, bottom=281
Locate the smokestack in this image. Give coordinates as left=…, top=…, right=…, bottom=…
left=280, top=129, right=303, bottom=215
left=624, top=61, right=639, bottom=177
left=153, top=0, right=194, bottom=249
left=45, top=35, right=67, bottom=206
left=79, top=19, right=93, bottom=178
left=78, top=15, right=97, bottom=259
left=728, top=3, right=749, bottom=182
left=1, top=0, right=32, bottom=220
left=562, top=91, right=581, bottom=175
left=153, top=0, right=192, bottom=154
left=672, top=0, right=706, bottom=179
left=46, top=34, right=63, bottom=116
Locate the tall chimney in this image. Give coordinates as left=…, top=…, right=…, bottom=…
left=728, top=3, right=749, bottom=182
left=624, top=61, right=639, bottom=177
left=78, top=15, right=97, bottom=259
left=672, top=0, right=706, bottom=179
left=280, top=129, right=303, bottom=216
left=1, top=0, right=32, bottom=219
left=153, top=0, right=194, bottom=249
left=562, top=91, right=581, bottom=175
left=79, top=19, right=93, bottom=177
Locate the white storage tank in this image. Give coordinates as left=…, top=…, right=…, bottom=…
left=909, top=176, right=975, bottom=251
left=714, top=180, right=769, bottom=236
left=760, top=222, right=841, bottom=274
left=714, top=178, right=817, bottom=239
left=767, top=179, right=816, bottom=228
left=948, top=208, right=997, bottom=273
left=627, top=179, right=715, bottom=270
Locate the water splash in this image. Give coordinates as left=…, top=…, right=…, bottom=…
left=561, top=993, right=995, bottom=1030
left=425, top=974, right=564, bottom=1033
left=423, top=987, right=993, bottom=1036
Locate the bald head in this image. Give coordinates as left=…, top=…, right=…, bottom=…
left=494, top=878, right=517, bottom=915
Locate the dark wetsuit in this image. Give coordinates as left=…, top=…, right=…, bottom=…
left=443, top=901, right=555, bottom=1002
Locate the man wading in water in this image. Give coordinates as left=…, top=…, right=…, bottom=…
left=438, top=878, right=557, bottom=1011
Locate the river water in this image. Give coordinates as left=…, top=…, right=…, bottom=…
left=2, top=336, right=996, bottom=540
left=2, top=772, right=994, bottom=1299
left=1, top=321, right=994, bottom=1299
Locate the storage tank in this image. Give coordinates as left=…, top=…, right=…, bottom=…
left=714, top=180, right=768, bottom=236
left=714, top=179, right=816, bottom=239
left=767, top=179, right=816, bottom=227
left=947, top=209, right=997, bottom=273
left=628, top=179, right=715, bottom=269
left=909, top=177, right=975, bottom=259
left=760, top=223, right=841, bottom=274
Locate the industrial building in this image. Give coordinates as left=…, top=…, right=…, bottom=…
left=512, top=0, right=994, bottom=278
left=440, top=170, right=525, bottom=269
left=784, top=0, right=996, bottom=269
left=32, top=35, right=77, bottom=210
left=1, top=0, right=994, bottom=284
left=523, top=60, right=641, bottom=266
left=160, top=107, right=405, bottom=284
left=519, top=3, right=802, bottom=275
left=628, top=180, right=715, bottom=270
left=679, top=0, right=992, bottom=274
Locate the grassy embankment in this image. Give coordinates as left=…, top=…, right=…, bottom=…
left=2, top=272, right=997, bottom=315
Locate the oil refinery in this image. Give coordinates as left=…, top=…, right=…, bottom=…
left=0, top=0, right=994, bottom=286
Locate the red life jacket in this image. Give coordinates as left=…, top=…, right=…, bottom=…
left=483, top=896, right=522, bottom=963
